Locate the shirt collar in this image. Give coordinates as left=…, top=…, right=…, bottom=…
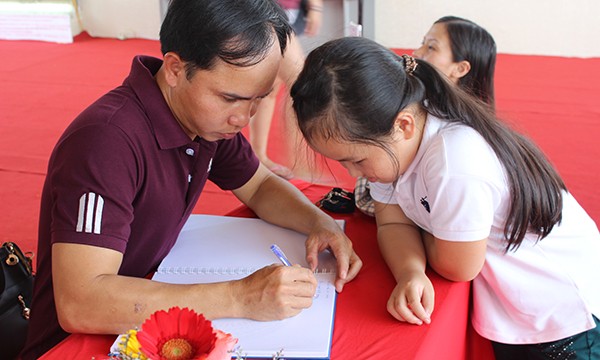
left=397, top=113, right=446, bottom=184
left=125, top=55, right=193, bottom=150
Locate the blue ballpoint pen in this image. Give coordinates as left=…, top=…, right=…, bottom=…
left=270, top=244, right=292, bottom=266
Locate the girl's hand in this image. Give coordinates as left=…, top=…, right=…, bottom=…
left=305, top=220, right=362, bottom=293
left=386, top=270, right=435, bottom=325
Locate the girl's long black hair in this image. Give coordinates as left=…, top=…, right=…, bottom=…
left=291, top=37, right=565, bottom=252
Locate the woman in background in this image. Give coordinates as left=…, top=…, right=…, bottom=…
left=414, top=16, right=496, bottom=105
left=291, top=36, right=600, bottom=359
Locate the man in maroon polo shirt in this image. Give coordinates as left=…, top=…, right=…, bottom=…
left=21, top=1, right=363, bottom=358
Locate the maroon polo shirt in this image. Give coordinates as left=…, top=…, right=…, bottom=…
left=21, top=56, right=260, bottom=359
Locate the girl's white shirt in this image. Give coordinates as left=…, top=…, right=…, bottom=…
left=370, top=114, right=600, bottom=344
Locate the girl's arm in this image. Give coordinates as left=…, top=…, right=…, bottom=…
left=375, top=201, right=434, bottom=325
left=421, top=232, right=487, bottom=282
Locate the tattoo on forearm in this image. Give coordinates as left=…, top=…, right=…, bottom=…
left=134, top=303, right=145, bottom=314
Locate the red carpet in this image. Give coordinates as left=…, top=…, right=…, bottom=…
left=1, top=32, right=599, bottom=261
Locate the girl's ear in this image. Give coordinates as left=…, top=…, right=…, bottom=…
left=451, top=60, right=471, bottom=80
left=393, top=110, right=418, bottom=140
left=162, top=52, right=186, bottom=87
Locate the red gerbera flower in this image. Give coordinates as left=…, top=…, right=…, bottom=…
left=136, top=307, right=237, bottom=360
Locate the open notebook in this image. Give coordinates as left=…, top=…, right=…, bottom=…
left=151, top=214, right=342, bottom=359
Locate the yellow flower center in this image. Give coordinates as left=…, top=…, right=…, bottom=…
left=160, top=338, right=194, bottom=360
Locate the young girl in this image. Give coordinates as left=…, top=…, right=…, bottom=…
left=355, top=16, right=496, bottom=216
left=291, top=36, right=600, bottom=359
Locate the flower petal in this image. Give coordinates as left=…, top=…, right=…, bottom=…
left=157, top=307, right=180, bottom=336
left=205, top=330, right=238, bottom=360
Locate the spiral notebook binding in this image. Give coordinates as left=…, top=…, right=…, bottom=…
left=314, top=268, right=335, bottom=274
left=158, top=266, right=335, bottom=275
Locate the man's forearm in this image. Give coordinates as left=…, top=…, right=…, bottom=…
left=244, top=175, right=334, bottom=235
left=55, top=274, right=237, bottom=335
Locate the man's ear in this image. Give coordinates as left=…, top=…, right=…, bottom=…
left=451, top=60, right=471, bottom=80
left=162, top=52, right=186, bottom=87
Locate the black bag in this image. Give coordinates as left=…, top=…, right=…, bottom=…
left=316, top=187, right=356, bottom=214
left=0, top=242, right=34, bottom=360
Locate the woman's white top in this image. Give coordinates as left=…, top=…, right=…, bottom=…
left=370, top=114, right=600, bottom=344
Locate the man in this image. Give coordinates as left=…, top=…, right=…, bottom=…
left=21, top=1, right=362, bottom=358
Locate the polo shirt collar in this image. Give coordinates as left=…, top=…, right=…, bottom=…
left=125, top=55, right=192, bottom=150
left=397, top=114, right=446, bottom=185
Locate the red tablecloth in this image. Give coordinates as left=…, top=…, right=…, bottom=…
left=39, top=181, right=494, bottom=360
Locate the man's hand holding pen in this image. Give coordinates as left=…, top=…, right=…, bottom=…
left=232, top=263, right=317, bottom=321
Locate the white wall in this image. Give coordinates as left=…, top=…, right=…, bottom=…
left=78, top=0, right=161, bottom=40
left=367, top=0, right=600, bottom=58
left=8, top=0, right=598, bottom=57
